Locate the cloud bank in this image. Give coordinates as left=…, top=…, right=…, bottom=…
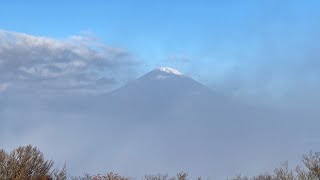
left=0, top=30, right=138, bottom=95
left=0, top=30, right=140, bottom=176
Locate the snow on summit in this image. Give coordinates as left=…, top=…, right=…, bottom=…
left=156, top=67, right=184, bottom=76
left=135, top=66, right=187, bottom=82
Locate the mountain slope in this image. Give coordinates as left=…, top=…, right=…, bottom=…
left=111, top=67, right=213, bottom=101
left=99, top=67, right=232, bottom=122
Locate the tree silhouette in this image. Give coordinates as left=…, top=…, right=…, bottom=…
left=0, top=145, right=66, bottom=180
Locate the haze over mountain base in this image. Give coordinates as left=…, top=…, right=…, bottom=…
left=1, top=67, right=318, bottom=179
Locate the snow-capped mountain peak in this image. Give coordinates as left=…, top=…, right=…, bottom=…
left=156, top=67, right=184, bottom=76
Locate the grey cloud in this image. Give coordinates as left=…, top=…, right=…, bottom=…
left=0, top=30, right=138, bottom=94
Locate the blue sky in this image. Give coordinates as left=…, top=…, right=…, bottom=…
left=2, top=0, right=319, bottom=68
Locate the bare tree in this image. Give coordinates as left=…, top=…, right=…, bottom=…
left=176, top=172, right=188, bottom=180
left=0, top=145, right=66, bottom=180
left=73, top=172, right=132, bottom=180
left=273, top=161, right=294, bottom=180
left=301, top=151, right=320, bottom=179
left=143, top=173, right=169, bottom=180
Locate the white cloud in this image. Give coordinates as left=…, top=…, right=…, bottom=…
left=0, top=29, right=138, bottom=94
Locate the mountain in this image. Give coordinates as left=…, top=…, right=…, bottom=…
left=111, top=67, right=212, bottom=99
left=43, top=67, right=229, bottom=118
left=98, top=67, right=233, bottom=123
left=90, top=67, right=294, bottom=178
